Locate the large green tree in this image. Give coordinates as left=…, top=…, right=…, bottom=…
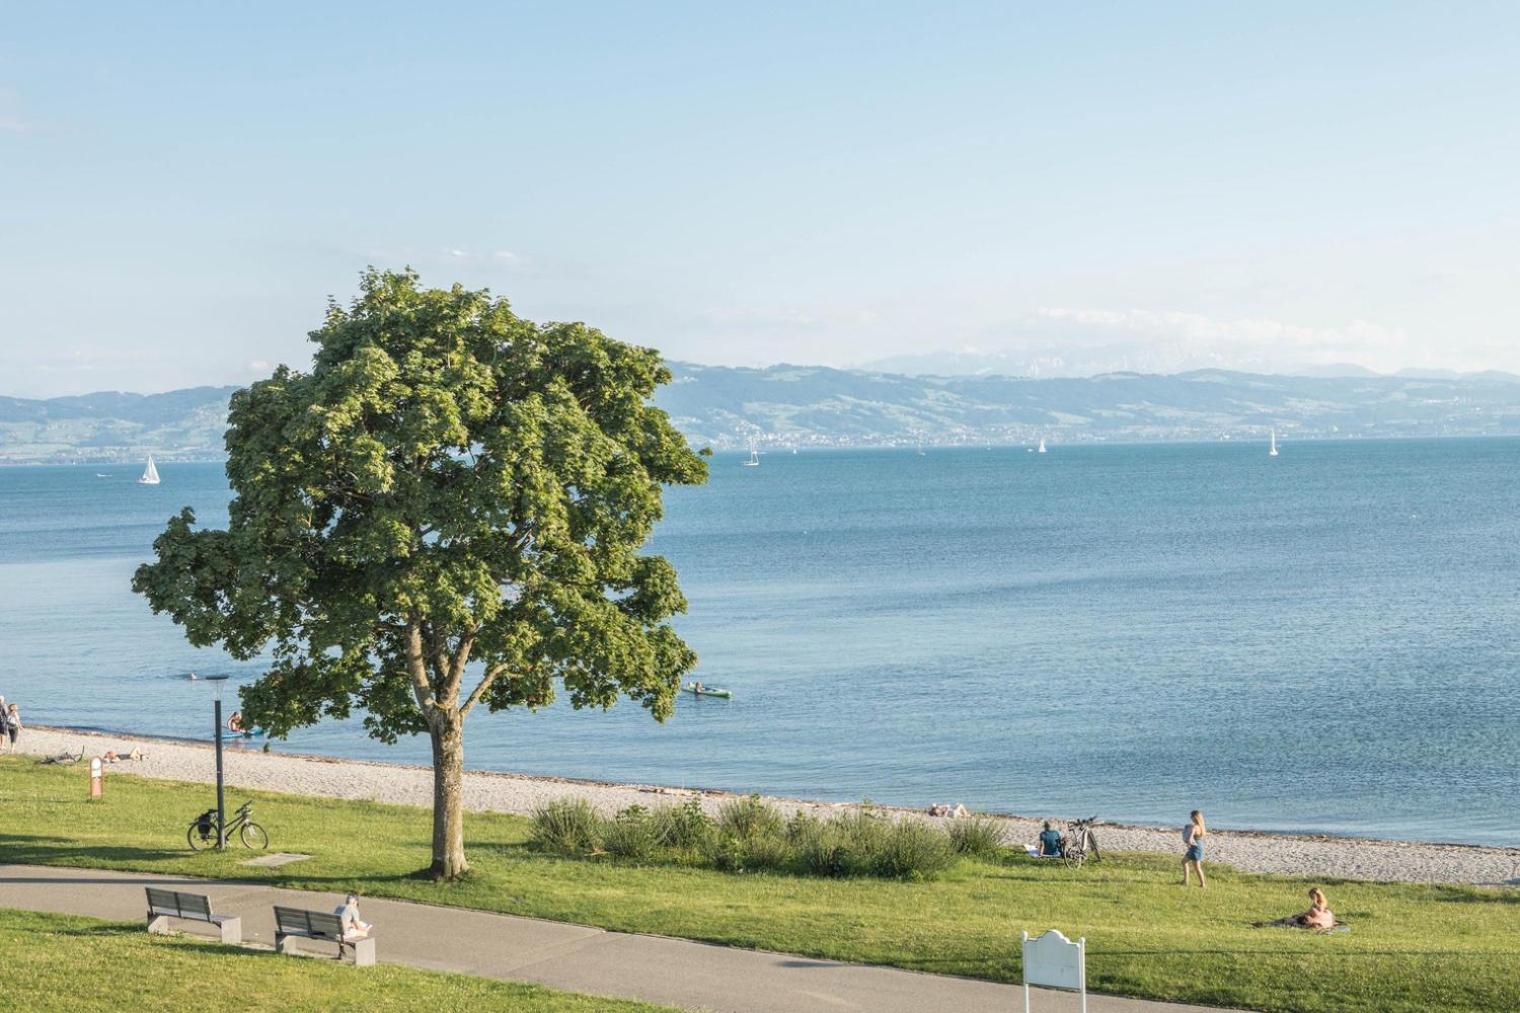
left=134, top=269, right=708, bottom=879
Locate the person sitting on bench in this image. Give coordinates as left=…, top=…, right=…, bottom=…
left=334, top=894, right=372, bottom=940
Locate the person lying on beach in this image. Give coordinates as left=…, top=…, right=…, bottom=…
left=1255, top=888, right=1336, bottom=930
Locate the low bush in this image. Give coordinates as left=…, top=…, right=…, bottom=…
left=946, top=814, right=1006, bottom=857
left=602, top=805, right=658, bottom=860
left=874, top=819, right=956, bottom=880
left=717, top=794, right=784, bottom=840
left=534, top=794, right=963, bottom=881
left=652, top=798, right=716, bottom=852
left=530, top=798, right=601, bottom=853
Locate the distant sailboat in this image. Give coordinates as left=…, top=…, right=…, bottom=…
left=1269, top=429, right=1279, bottom=457
left=743, top=448, right=760, bottom=467
left=1037, top=438, right=1047, bottom=454
left=138, top=454, right=161, bottom=485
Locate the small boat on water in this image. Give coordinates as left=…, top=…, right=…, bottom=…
left=1269, top=429, right=1279, bottom=457
left=1037, top=438, right=1047, bottom=454
left=742, top=449, right=760, bottom=467
left=138, top=455, right=161, bottom=485
left=683, top=683, right=732, bottom=699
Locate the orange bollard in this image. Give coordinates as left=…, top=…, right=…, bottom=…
left=89, top=756, right=103, bottom=800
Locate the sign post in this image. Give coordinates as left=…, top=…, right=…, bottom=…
left=89, top=756, right=103, bottom=799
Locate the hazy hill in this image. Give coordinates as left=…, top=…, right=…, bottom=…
left=4, top=366, right=1520, bottom=463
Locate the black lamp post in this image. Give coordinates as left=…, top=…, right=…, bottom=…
left=200, top=674, right=231, bottom=850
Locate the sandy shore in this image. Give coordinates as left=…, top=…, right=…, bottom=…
left=17, top=725, right=1520, bottom=887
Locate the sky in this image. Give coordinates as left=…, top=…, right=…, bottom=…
left=2, top=2, right=1519, bottom=396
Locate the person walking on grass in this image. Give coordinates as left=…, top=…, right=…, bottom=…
left=1181, top=809, right=1207, bottom=888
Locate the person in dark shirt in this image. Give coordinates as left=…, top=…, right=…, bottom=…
left=1038, top=821, right=1064, bottom=858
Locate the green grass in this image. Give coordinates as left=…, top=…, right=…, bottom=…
left=3, top=757, right=1518, bottom=1012
left=0, top=906, right=668, bottom=1012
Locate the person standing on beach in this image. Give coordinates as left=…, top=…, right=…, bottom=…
left=1181, top=809, right=1207, bottom=888
left=0, top=698, right=10, bottom=755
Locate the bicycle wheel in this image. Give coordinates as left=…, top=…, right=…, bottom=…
left=240, top=821, right=269, bottom=850
left=187, top=822, right=216, bottom=852
left=1062, top=847, right=1085, bottom=870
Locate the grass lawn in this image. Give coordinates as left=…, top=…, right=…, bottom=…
left=2, top=757, right=1517, bottom=1012
left=0, top=906, right=669, bottom=1012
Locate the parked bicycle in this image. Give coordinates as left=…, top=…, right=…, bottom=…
left=186, top=800, right=268, bottom=851
left=1062, top=816, right=1103, bottom=869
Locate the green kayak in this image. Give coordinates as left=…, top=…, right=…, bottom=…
left=682, top=684, right=732, bottom=699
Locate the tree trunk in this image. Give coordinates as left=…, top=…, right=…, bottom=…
left=428, top=710, right=469, bottom=880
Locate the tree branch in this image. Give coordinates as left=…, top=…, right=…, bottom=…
left=460, top=662, right=507, bottom=718
left=405, top=620, right=435, bottom=715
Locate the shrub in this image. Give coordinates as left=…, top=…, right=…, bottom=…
left=791, top=816, right=849, bottom=877
left=947, top=814, right=1006, bottom=857
left=831, top=808, right=890, bottom=877
left=717, top=794, right=784, bottom=841
left=652, top=798, right=716, bottom=852
left=530, top=797, right=602, bottom=853
left=874, top=819, right=956, bottom=880
left=602, top=805, right=658, bottom=860
left=741, top=831, right=791, bottom=871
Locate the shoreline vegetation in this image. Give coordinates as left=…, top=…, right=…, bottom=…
left=2, top=749, right=1517, bottom=1013
left=23, top=725, right=1520, bottom=886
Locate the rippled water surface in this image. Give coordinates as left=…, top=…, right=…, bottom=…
left=3, top=439, right=1517, bottom=844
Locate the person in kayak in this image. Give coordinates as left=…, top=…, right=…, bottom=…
left=692, top=681, right=705, bottom=693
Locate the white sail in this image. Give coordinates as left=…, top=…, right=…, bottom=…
left=138, top=454, right=161, bottom=484
left=743, top=448, right=760, bottom=467
left=1269, top=429, right=1279, bottom=457
left=1037, top=438, right=1047, bottom=454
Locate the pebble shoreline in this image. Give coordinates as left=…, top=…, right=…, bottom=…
left=19, top=725, right=1520, bottom=887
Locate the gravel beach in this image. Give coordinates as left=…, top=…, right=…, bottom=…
left=18, top=725, right=1520, bottom=887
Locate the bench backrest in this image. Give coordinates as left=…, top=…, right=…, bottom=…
left=145, top=888, right=213, bottom=921
left=274, top=905, right=344, bottom=940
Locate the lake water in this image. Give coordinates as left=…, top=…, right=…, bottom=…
left=3, top=440, right=1518, bottom=846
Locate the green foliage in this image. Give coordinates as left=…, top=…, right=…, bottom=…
left=530, top=798, right=603, bottom=853
left=602, top=805, right=658, bottom=861
left=129, top=269, right=707, bottom=873
left=716, top=794, right=784, bottom=841
left=946, top=814, right=1006, bottom=857
left=873, top=820, right=956, bottom=880
left=651, top=797, right=715, bottom=852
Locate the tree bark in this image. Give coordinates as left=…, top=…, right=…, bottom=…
left=428, top=710, right=468, bottom=880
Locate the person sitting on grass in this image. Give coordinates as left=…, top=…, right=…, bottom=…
left=334, top=893, right=372, bottom=940
left=1037, top=820, right=1065, bottom=858
left=1256, top=888, right=1336, bottom=930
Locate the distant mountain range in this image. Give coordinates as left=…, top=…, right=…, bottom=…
left=4, top=365, right=1520, bottom=463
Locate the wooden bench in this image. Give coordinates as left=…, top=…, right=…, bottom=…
left=145, top=888, right=241, bottom=944
left=273, top=905, right=376, bottom=966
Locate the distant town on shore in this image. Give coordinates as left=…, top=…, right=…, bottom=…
left=4, top=361, right=1520, bottom=464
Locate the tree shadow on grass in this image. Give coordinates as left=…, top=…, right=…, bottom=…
left=0, top=832, right=186, bottom=864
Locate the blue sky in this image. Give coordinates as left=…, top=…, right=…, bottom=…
left=3, top=2, right=1518, bottom=395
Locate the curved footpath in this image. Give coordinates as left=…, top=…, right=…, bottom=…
left=22, top=726, right=1520, bottom=886
left=0, top=863, right=1229, bottom=1013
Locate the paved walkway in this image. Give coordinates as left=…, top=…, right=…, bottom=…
left=0, top=864, right=1236, bottom=1012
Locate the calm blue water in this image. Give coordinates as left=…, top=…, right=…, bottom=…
left=3, top=440, right=1518, bottom=845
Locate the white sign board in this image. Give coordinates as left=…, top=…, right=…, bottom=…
left=1021, top=929, right=1086, bottom=1013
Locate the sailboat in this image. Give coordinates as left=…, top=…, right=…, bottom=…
left=742, top=448, right=760, bottom=467
left=1269, top=429, right=1279, bottom=457
left=137, top=454, right=161, bottom=485
left=1037, top=438, right=1047, bottom=454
